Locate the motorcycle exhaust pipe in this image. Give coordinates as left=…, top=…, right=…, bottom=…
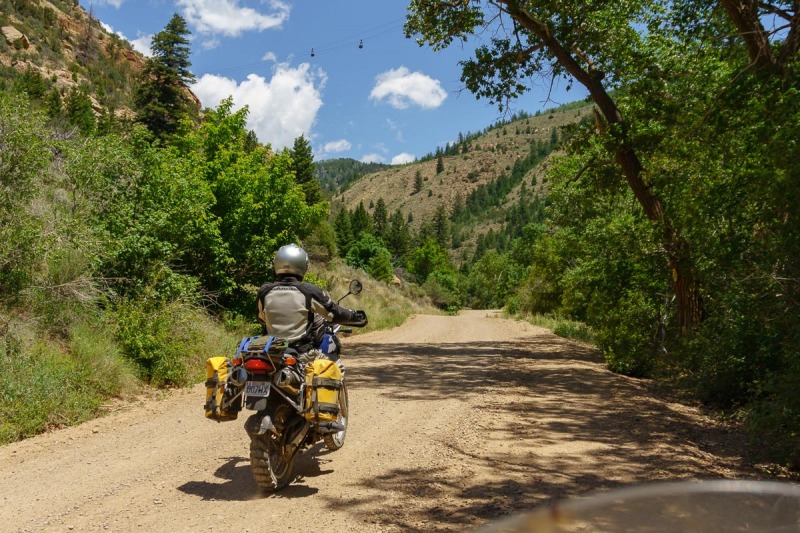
left=229, top=366, right=248, bottom=387
left=273, top=367, right=301, bottom=393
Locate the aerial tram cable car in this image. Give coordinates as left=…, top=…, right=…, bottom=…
left=311, top=39, right=363, bottom=58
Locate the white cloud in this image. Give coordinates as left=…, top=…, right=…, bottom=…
left=261, top=51, right=277, bottom=62
left=391, top=153, right=415, bottom=165
left=93, top=0, right=124, bottom=7
left=98, top=21, right=129, bottom=42
left=130, top=33, right=153, bottom=56
left=201, top=37, right=221, bottom=50
left=361, top=153, right=385, bottom=164
left=96, top=19, right=151, bottom=57
left=324, top=140, right=351, bottom=153
left=370, top=67, right=447, bottom=110
left=386, top=118, right=405, bottom=142
left=178, top=0, right=290, bottom=37
left=191, top=63, right=326, bottom=150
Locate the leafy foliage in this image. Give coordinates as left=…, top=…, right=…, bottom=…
left=406, top=0, right=800, bottom=466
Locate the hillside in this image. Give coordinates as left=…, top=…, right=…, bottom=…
left=336, top=104, right=592, bottom=228
left=315, top=158, right=391, bottom=194
left=0, top=0, right=198, bottom=116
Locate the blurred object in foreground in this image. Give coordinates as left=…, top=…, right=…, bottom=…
left=477, top=480, right=800, bottom=533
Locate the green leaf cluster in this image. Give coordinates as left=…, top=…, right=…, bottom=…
left=407, top=0, right=800, bottom=465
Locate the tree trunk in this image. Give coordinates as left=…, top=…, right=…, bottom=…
left=503, top=1, right=703, bottom=332
left=718, top=0, right=779, bottom=73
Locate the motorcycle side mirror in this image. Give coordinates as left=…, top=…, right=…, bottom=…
left=338, top=279, right=363, bottom=305
left=349, top=279, right=363, bottom=295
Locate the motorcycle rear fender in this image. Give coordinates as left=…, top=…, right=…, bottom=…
left=246, top=397, right=267, bottom=411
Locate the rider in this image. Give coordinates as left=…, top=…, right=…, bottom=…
left=256, top=243, right=365, bottom=355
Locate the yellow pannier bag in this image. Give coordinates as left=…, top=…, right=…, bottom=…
left=204, top=356, right=243, bottom=422
left=304, top=358, right=342, bottom=423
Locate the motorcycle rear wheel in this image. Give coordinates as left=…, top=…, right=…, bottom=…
left=323, top=380, right=349, bottom=451
left=250, top=433, right=294, bottom=491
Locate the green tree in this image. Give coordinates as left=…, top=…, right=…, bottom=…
left=350, top=201, right=373, bottom=238
left=135, top=13, right=196, bottom=141
left=413, top=170, right=423, bottom=194
left=407, top=238, right=451, bottom=283
left=367, top=249, right=394, bottom=283
left=0, top=94, right=51, bottom=294
left=291, top=135, right=324, bottom=206
left=450, top=192, right=464, bottom=222
left=436, top=152, right=444, bottom=174
left=385, top=209, right=411, bottom=262
left=334, top=208, right=354, bottom=258
left=345, top=234, right=392, bottom=282
left=65, top=88, right=96, bottom=136
left=372, top=197, right=389, bottom=238
left=45, top=88, right=62, bottom=118
left=405, top=0, right=703, bottom=332
left=193, top=102, right=325, bottom=298
left=432, top=204, right=450, bottom=249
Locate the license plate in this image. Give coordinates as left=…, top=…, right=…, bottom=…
left=245, top=381, right=270, bottom=397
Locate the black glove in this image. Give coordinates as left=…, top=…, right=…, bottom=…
left=340, top=309, right=367, bottom=326
left=353, top=310, right=368, bottom=327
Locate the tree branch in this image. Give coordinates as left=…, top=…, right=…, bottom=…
left=718, top=0, right=780, bottom=73
left=757, top=1, right=793, bottom=20
left=566, top=157, right=614, bottom=185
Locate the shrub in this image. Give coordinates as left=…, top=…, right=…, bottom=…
left=0, top=317, right=137, bottom=444
left=113, top=295, right=241, bottom=386
left=422, top=270, right=463, bottom=309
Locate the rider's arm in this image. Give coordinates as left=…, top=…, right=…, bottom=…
left=305, top=284, right=358, bottom=324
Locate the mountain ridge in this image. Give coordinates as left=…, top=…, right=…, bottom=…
left=333, top=103, right=592, bottom=233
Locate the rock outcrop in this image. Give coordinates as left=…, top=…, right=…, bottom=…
left=2, top=26, right=31, bottom=49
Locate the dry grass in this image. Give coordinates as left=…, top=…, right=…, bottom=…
left=310, top=259, right=442, bottom=334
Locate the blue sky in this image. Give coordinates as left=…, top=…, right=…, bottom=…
left=82, top=0, right=586, bottom=164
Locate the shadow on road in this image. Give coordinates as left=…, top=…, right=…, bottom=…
left=327, top=334, right=759, bottom=531
left=177, top=444, right=336, bottom=501
left=177, top=456, right=258, bottom=501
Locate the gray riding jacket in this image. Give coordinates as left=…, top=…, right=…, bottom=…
left=256, top=278, right=357, bottom=346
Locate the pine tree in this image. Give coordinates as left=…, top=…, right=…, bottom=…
left=334, top=209, right=354, bottom=257
left=413, top=170, right=423, bottom=194
left=65, top=88, right=96, bottom=135
left=433, top=204, right=450, bottom=249
left=386, top=210, right=411, bottom=262
left=135, top=13, right=196, bottom=140
left=350, top=201, right=373, bottom=237
left=436, top=152, right=444, bottom=174
left=550, top=126, right=559, bottom=147
left=372, top=197, right=388, bottom=238
left=367, top=251, right=394, bottom=283
left=291, top=135, right=323, bottom=205
left=45, top=88, right=62, bottom=118
left=451, top=191, right=465, bottom=222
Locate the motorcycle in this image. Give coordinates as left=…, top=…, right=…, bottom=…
left=233, top=279, right=367, bottom=491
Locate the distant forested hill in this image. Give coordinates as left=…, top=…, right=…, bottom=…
left=314, top=158, right=390, bottom=193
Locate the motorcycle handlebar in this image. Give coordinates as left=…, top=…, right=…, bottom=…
left=337, top=310, right=367, bottom=328
left=351, top=310, right=368, bottom=327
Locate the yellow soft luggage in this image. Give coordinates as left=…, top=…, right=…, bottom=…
left=304, top=358, right=342, bottom=423
left=204, top=356, right=243, bottom=421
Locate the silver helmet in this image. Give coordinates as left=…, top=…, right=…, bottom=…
left=274, top=243, right=309, bottom=277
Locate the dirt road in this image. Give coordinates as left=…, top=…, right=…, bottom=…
left=0, top=311, right=765, bottom=532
